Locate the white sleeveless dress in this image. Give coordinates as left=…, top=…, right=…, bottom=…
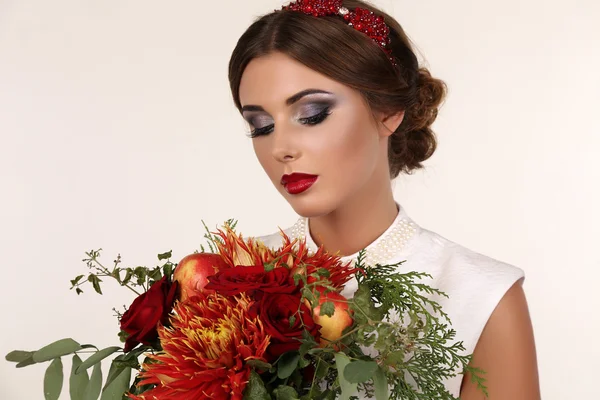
left=256, top=202, right=525, bottom=397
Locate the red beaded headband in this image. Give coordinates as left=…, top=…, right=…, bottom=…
left=280, top=0, right=397, bottom=67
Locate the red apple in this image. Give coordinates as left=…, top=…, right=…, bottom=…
left=309, top=287, right=354, bottom=347
left=173, top=253, right=228, bottom=302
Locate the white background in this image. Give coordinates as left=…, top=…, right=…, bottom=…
left=1, top=0, right=599, bottom=399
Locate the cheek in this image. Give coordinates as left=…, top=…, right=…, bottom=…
left=311, top=113, right=379, bottom=178
left=252, top=140, right=277, bottom=179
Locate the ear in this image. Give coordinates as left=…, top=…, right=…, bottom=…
left=376, top=110, right=405, bottom=138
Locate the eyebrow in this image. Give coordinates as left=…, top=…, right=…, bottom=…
left=241, top=89, right=333, bottom=113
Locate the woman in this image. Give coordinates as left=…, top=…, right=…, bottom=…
left=228, top=0, right=540, bottom=398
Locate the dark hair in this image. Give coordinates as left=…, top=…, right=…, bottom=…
left=228, top=0, right=447, bottom=178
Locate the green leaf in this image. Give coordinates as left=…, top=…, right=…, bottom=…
left=273, top=385, right=300, bottom=400
left=314, top=359, right=329, bottom=379
left=384, top=350, right=405, bottom=366
left=16, top=354, right=37, bottom=368
left=133, top=267, right=147, bottom=286
left=88, top=275, right=103, bottom=295
left=298, top=355, right=310, bottom=368
left=76, top=347, right=121, bottom=374
left=71, top=275, right=85, bottom=287
left=245, top=359, right=272, bottom=370
left=76, top=288, right=83, bottom=295
left=343, top=360, right=378, bottom=384
left=102, top=361, right=125, bottom=391
left=277, top=352, right=300, bottom=379
left=334, top=353, right=357, bottom=400
left=316, top=268, right=331, bottom=278
left=70, top=354, right=89, bottom=400
left=263, top=262, right=275, bottom=272
left=373, top=366, right=388, bottom=400
left=162, top=262, right=174, bottom=279
left=148, top=267, right=162, bottom=281
left=117, top=330, right=129, bottom=344
left=84, top=364, right=103, bottom=400
left=122, top=269, right=133, bottom=286
left=5, top=350, right=34, bottom=363
left=44, top=357, right=64, bottom=400
left=100, top=364, right=130, bottom=400
left=301, top=287, right=316, bottom=305
left=33, top=338, right=82, bottom=363
left=293, top=273, right=303, bottom=286
left=157, top=250, right=172, bottom=261
left=319, top=301, right=335, bottom=318
left=242, top=370, right=270, bottom=400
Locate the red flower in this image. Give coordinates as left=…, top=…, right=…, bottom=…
left=127, top=293, right=269, bottom=400
left=251, top=293, right=320, bottom=360
left=205, top=265, right=297, bottom=297
left=120, top=276, right=178, bottom=353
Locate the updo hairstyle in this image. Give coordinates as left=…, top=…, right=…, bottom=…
left=228, top=0, right=447, bottom=177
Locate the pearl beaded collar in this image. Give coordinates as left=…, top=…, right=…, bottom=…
left=288, top=205, right=419, bottom=267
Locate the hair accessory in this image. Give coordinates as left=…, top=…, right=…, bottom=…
left=280, top=0, right=397, bottom=67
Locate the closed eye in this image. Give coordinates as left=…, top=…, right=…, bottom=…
left=247, top=107, right=332, bottom=138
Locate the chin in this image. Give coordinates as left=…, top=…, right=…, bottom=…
left=282, top=190, right=340, bottom=218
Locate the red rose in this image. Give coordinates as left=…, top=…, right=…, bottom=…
left=120, top=276, right=178, bottom=352
left=250, top=293, right=320, bottom=360
left=205, top=265, right=296, bottom=297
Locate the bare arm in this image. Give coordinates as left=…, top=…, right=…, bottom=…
left=460, top=279, right=541, bottom=400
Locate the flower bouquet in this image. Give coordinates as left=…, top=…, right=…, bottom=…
left=6, top=221, right=487, bottom=399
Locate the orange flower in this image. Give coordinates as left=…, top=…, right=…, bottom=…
left=127, top=293, right=270, bottom=400
left=212, top=225, right=359, bottom=290
left=276, top=229, right=360, bottom=290
left=214, top=226, right=274, bottom=267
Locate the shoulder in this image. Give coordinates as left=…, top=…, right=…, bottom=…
left=408, top=227, right=528, bottom=347
left=460, top=278, right=540, bottom=399
left=412, top=227, right=525, bottom=289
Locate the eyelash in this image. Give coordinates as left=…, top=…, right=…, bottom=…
left=247, top=107, right=332, bottom=138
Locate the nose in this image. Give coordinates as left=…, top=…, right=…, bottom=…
left=271, top=125, right=301, bottom=163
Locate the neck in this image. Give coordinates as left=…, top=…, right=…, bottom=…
left=308, top=175, right=398, bottom=257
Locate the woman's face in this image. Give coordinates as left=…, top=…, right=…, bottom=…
left=238, top=52, right=403, bottom=217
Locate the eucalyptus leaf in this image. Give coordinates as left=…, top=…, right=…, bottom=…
left=273, top=385, right=300, bottom=400
left=76, top=346, right=121, bottom=374
left=343, top=360, right=378, bottom=384
left=100, top=364, right=130, bottom=400
left=101, top=357, right=126, bottom=390
left=315, top=358, right=330, bottom=379
left=5, top=350, right=34, bottom=363
left=70, top=354, right=89, bottom=400
left=277, top=352, right=300, bottom=379
left=16, top=354, right=37, bottom=368
left=84, top=363, right=103, bottom=400
left=333, top=353, right=357, bottom=400
left=298, top=355, right=310, bottom=368
left=373, top=366, right=388, bottom=400
left=33, top=338, right=82, bottom=363
left=242, top=370, right=270, bottom=400
left=43, top=357, right=64, bottom=400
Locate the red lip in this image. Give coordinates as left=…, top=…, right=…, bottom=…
left=281, top=173, right=318, bottom=195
